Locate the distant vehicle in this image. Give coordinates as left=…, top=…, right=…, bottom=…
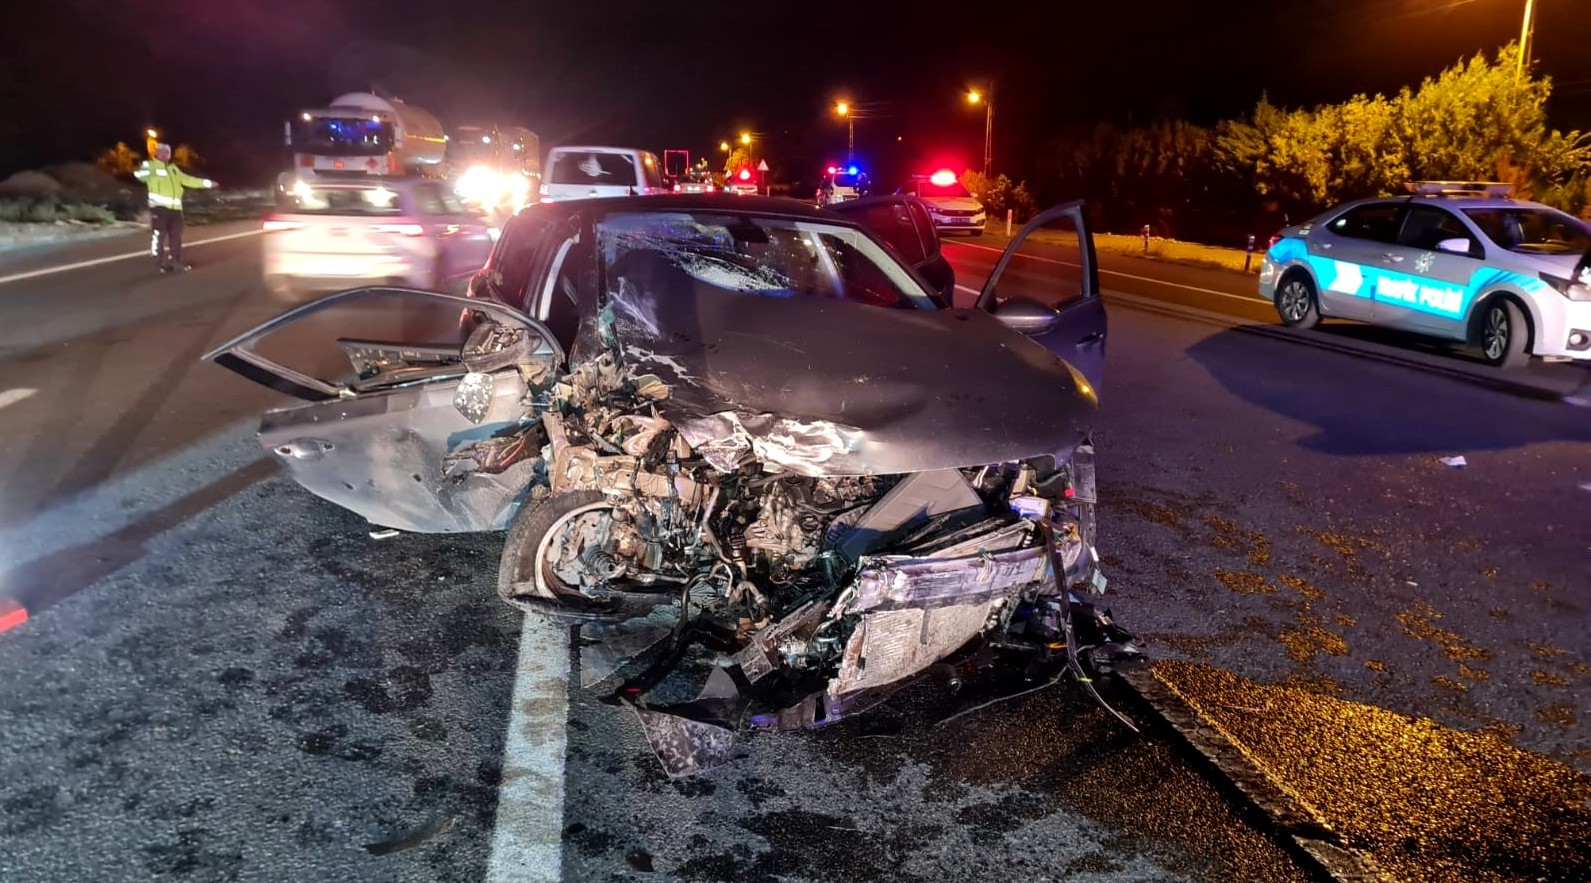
left=449, top=124, right=541, bottom=220
left=673, top=171, right=717, bottom=194
left=262, top=178, right=494, bottom=298
left=1260, top=182, right=1591, bottom=368
left=816, top=165, right=869, bottom=207
left=725, top=167, right=759, bottom=196
left=541, top=146, right=667, bottom=202
left=897, top=171, right=986, bottom=236
left=287, top=92, right=447, bottom=178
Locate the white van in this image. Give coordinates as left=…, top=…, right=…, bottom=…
left=541, top=146, right=666, bottom=201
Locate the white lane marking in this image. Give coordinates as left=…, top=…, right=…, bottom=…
left=0, top=388, right=37, bottom=411
left=487, top=614, right=570, bottom=883
left=0, top=229, right=263, bottom=286
left=942, top=240, right=1269, bottom=304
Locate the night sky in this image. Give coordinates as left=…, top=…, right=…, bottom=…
left=2, top=0, right=1588, bottom=187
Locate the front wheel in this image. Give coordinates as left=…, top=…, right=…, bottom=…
left=1478, top=299, right=1530, bottom=368
left=496, top=491, right=671, bottom=623
left=1275, top=275, right=1321, bottom=329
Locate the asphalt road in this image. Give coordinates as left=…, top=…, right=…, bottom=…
left=0, top=219, right=1587, bottom=882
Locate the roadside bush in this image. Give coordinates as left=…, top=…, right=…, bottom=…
left=0, top=197, right=120, bottom=225
left=962, top=170, right=1038, bottom=223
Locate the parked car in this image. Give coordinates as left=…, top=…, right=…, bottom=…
left=205, top=193, right=1121, bottom=776
left=1260, top=182, right=1591, bottom=367
left=823, top=195, right=955, bottom=303
left=262, top=177, right=495, bottom=298
left=897, top=170, right=986, bottom=235
left=541, top=146, right=666, bottom=201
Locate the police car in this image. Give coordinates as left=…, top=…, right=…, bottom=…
left=897, top=170, right=986, bottom=236
left=1258, top=182, right=1591, bottom=368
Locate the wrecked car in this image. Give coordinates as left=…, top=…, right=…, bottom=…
left=205, top=194, right=1138, bottom=776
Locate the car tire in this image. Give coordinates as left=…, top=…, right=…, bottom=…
left=1275, top=274, right=1321, bottom=330
left=1477, top=298, right=1530, bottom=368
left=496, top=490, right=671, bottom=623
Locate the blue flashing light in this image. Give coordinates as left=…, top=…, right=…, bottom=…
left=847, top=165, right=859, bottom=175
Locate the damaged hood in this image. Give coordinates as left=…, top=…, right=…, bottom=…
left=607, top=284, right=1096, bottom=475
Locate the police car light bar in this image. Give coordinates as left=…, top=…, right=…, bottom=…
left=1403, top=181, right=1515, bottom=198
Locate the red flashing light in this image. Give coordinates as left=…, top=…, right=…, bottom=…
left=0, top=596, right=27, bottom=633
left=929, top=169, right=957, bottom=187
left=738, top=168, right=752, bottom=181
left=827, top=165, right=838, bottom=175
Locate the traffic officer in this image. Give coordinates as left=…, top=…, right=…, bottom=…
left=133, top=143, right=216, bottom=272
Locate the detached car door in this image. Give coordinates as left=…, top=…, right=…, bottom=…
left=203, top=287, right=563, bottom=533
left=973, top=201, right=1107, bottom=393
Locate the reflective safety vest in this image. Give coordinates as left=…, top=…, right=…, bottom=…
left=133, top=159, right=214, bottom=210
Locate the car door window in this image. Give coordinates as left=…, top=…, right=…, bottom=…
left=1328, top=203, right=1405, bottom=243
left=1398, top=206, right=1479, bottom=257
left=536, top=231, right=594, bottom=350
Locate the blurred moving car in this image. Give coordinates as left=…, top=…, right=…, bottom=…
left=1260, top=181, right=1591, bottom=368
left=263, top=178, right=495, bottom=298
left=816, top=165, right=870, bottom=207
left=897, top=170, right=980, bottom=237
left=898, top=170, right=986, bottom=236
left=541, top=146, right=666, bottom=201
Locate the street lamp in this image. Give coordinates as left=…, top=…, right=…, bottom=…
left=719, top=141, right=730, bottom=152
left=1517, top=0, right=1537, bottom=77
left=834, top=101, right=854, bottom=163
left=740, top=132, right=752, bottom=146
left=966, top=87, right=992, bottom=177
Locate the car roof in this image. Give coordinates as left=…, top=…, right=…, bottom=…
left=548, top=145, right=653, bottom=155
left=513, top=193, right=853, bottom=224
left=1338, top=195, right=1558, bottom=213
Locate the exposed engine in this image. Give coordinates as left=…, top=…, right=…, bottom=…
left=465, top=326, right=1139, bottom=776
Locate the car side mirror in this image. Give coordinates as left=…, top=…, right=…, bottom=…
left=1435, top=237, right=1472, bottom=255
left=991, top=297, right=1059, bottom=335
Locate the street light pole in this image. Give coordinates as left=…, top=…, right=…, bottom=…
left=1517, top=0, right=1537, bottom=77
left=967, top=87, right=993, bottom=177
left=835, top=101, right=854, bottom=164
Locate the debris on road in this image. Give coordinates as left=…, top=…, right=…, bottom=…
left=368, top=528, right=401, bottom=540
left=1438, top=455, right=1467, bottom=468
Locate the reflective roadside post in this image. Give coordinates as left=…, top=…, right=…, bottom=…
left=1142, top=224, right=1151, bottom=255
left=1005, top=209, right=1013, bottom=237
left=1244, top=234, right=1257, bottom=272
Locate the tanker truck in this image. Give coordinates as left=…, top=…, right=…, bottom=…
left=285, top=92, right=447, bottom=178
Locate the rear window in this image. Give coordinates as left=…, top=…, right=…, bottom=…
left=550, top=151, right=639, bottom=187
left=412, top=182, right=468, bottom=215
left=276, top=184, right=403, bottom=216
left=832, top=174, right=864, bottom=188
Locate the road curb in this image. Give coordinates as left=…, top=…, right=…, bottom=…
left=1105, top=290, right=1584, bottom=404
left=1118, top=670, right=1392, bottom=883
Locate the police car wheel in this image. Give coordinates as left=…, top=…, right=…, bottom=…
left=1276, top=276, right=1320, bottom=329
left=1479, top=299, right=1529, bottom=368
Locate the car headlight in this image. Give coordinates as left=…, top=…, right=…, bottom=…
left=1540, top=271, right=1591, bottom=302
left=456, top=166, right=505, bottom=204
